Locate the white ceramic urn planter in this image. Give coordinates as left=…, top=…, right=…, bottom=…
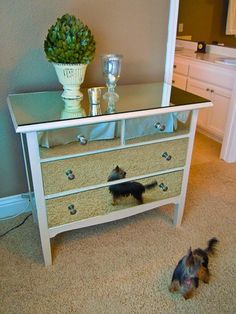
left=53, top=63, right=87, bottom=99
left=53, top=63, right=88, bottom=119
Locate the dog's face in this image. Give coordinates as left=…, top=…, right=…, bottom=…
left=185, top=248, right=202, bottom=276
left=108, top=166, right=126, bottom=181
left=193, top=248, right=209, bottom=268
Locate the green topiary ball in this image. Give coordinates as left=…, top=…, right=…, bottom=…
left=44, top=14, right=96, bottom=64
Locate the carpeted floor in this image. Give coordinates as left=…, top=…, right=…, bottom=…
left=0, top=132, right=236, bottom=314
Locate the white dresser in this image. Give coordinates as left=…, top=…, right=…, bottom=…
left=8, top=82, right=212, bottom=266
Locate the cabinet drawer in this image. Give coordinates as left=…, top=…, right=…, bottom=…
left=40, top=115, right=190, bottom=159
left=46, top=170, right=183, bottom=227
left=39, top=121, right=119, bottom=158
left=173, top=59, right=189, bottom=75
left=42, top=138, right=188, bottom=195
left=188, top=64, right=235, bottom=90
left=172, top=73, right=187, bottom=90
left=124, top=114, right=191, bottom=145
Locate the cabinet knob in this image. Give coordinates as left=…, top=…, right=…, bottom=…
left=66, top=169, right=75, bottom=180
left=77, top=135, right=88, bottom=145
left=172, top=80, right=175, bottom=84
left=173, top=65, right=177, bottom=69
left=206, top=88, right=210, bottom=92
left=68, top=204, right=77, bottom=215
left=162, top=152, right=172, bottom=161
left=159, top=183, right=168, bottom=192
left=154, top=122, right=166, bottom=131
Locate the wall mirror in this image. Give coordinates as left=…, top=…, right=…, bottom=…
left=177, top=0, right=236, bottom=49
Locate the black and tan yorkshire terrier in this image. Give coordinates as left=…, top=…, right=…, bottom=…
left=107, top=165, right=157, bottom=205
left=169, top=237, right=219, bottom=299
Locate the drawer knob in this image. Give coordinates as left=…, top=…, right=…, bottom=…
left=77, top=135, right=88, bottom=145
left=66, top=169, right=75, bottom=180
left=70, top=209, right=77, bottom=215
left=173, top=65, right=177, bottom=69
left=154, top=122, right=166, bottom=131
left=68, top=204, right=77, bottom=215
left=162, top=152, right=172, bottom=161
left=159, top=183, right=168, bottom=191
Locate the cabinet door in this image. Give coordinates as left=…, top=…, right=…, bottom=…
left=172, top=73, right=187, bottom=90
left=173, top=58, right=189, bottom=75
left=187, top=78, right=231, bottom=140
left=208, top=87, right=231, bottom=139
left=186, top=79, right=210, bottom=129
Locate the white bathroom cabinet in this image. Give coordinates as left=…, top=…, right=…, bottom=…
left=173, top=55, right=236, bottom=142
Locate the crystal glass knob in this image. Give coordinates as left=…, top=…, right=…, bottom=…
left=159, top=183, right=168, bottom=191
left=70, top=208, right=77, bottom=215
left=162, top=152, right=172, bottom=161
left=68, top=204, right=77, bottom=215
left=77, top=135, right=88, bottom=145
left=66, top=170, right=75, bottom=180
left=155, top=122, right=166, bottom=131
left=68, top=204, right=74, bottom=210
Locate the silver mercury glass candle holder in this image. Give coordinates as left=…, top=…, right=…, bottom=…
left=88, top=87, right=102, bottom=116
left=101, top=54, right=123, bottom=113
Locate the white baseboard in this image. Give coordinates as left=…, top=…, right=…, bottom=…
left=197, top=127, right=222, bottom=144
left=0, top=194, right=32, bottom=219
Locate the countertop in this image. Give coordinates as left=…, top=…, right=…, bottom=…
left=175, top=48, right=236, bottom=70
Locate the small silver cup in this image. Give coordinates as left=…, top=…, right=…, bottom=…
left=88, top=87, right=102, bottom=116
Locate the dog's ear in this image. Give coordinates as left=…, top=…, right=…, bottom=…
left=186, top=247, right=194, bottom=266
left=115, top=165, right=119, bottom=171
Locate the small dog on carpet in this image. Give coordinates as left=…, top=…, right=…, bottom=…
left=107, top=165, right=157, bottom=205
left=169, top=237, right=219, bottom=299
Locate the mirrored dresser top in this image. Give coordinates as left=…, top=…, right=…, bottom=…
left=8, top=82, right=210, bottom=132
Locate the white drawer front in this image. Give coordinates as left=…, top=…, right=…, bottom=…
left=189, top=64, right=235, bottom=90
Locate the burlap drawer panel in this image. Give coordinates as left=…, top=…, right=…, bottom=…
left=47, top=170, right=183, bottom=228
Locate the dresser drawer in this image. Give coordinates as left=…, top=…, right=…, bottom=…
left=39, top=121, right=119, bottom=158
left=46, top=170, right=183, bottom=227
left=124, top=114, right=191, bottom=145
left=42, top=138, right=188, bottom=195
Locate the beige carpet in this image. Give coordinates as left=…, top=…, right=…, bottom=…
left=1, top=132, right=236, bottom=314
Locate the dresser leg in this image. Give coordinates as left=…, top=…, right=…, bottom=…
left=40, top=237, right=53, bottom=266
left=26, top=132, right=53, bottom=266
left=173, top=202, right=184, bottom=227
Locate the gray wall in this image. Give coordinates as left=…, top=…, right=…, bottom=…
left=0, top=0, right=170, bottom=198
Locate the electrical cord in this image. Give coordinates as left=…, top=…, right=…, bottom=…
left=0, top=213, right=32, bottom=238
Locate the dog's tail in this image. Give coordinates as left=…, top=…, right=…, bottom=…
left=144, top=180, right=158, bottom=190
left=205, top=237, right=219, bottom=255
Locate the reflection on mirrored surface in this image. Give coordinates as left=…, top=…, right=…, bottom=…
left=61, top=98, right=86, bottom=119
left=8, top=82, right=209, bottom=127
